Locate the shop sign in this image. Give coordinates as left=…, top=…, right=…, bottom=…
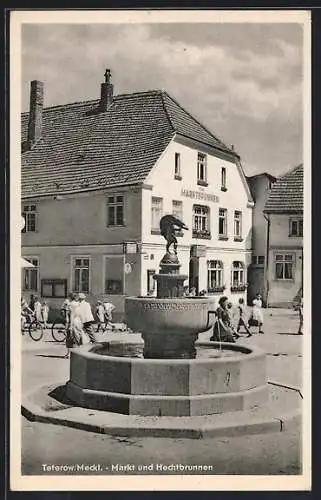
left=181, top=189, right=219, bottom=203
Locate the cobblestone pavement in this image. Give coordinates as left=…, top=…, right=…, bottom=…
left=19, top=308, right=305, bottom=476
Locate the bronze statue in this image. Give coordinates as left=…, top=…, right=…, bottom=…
left=160, top=215, right=188, bottom=254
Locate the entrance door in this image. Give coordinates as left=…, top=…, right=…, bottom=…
left=189, top=258, right=199, bottom=294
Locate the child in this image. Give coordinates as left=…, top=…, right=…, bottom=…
left=41, top=300, right=49, bottom=329
left=33, top=296, right=42, bottom=323
left=251, top=293, right=264, bottom=334
left=236, top=298, right=252, bottom=337
left=227, top=302, right=240, bottom=339
left=103, top=299, right=116, bottom=328
left=95, top=300, right=105, bottom=332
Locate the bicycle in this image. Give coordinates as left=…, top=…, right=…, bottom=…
left=21, top=313, right=45, bottom=341
left=51, top=317, right=68, bottom=343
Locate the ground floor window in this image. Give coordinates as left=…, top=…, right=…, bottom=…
left=232, top=261, right=245, bottom=287
left=207, top=260, right=224, bottom=291
left=274, top=253, right=294, bottom=280
left=105, top=256, right=123, bottom=294
left=72, top=257, right=90, bottom=293
left=22, top=257, right=39, bottom=291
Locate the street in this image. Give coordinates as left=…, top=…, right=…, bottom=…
left=21, top=308, right=303, bottom=475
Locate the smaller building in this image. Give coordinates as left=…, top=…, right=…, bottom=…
left=264, top=164, right=303, bottom=307
left=246, top=173, right=276, bottom=305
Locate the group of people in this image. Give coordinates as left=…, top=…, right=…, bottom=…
left=21, top=294, right=49, bottom=331
left=210, top=294, right=264, bottom=343
left=61, top=293, right=115, bottom=356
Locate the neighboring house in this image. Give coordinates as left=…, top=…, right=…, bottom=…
left=263, top=164, right=303, bottom=307
left=21, top=71, right=254, bottom=317
left=246, top=173, right=277, bottom=305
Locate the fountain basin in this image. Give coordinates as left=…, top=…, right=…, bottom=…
left=66, top=341, right=268, bottom=416
left=125, top=296, right=216, bottom=358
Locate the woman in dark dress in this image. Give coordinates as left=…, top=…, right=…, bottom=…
left=210, top=296, right=235, bottom=343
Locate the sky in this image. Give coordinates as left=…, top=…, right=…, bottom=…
left=21, top=22, right=304, bottom=177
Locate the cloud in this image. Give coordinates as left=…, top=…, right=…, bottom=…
left=21, top=22, right=304, bottom=176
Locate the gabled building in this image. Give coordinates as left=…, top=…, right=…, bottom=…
left=21, top=71, right=254, bottom=317
left=264, top=164, right=303, bottom=307
left=246, top=173, right=277, bottom=305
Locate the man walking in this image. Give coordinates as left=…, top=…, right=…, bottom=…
left=77, top=293, right=97, bottom=343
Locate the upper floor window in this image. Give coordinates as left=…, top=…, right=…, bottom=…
left=289, top=218, right=303, bottom=237
left=218, top=208, right=228, bottom=239
left=151, top=197, right=163, bottom=232
left=221, top=167, right=227, bottom=191
left=107, top=195, right=124, bottom=226
left=172, top=200, right=183, bottom=221
left=234, top=210, right=242, bottom=240
left=275, top=253, right=294, bottom=280
left=22, top=204, right=37, bottom=233
left=207, top=260, right=224, bottom=290
left=252, top=255, right=265, bottom=265
left=232, top=261, right=245, bottom=287
left=72, top=257, right=90, bottom=293
left=174, top=153, right=181, bottom=179
left=22, top=257, right=39, bottom=291
left=197, top=153, right=207, bottom=185
left=192, top=205, right=210, bottom=238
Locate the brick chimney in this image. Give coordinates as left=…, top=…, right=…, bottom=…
left=27, top=80, right=44, bottom=147
left=99, top=69, right=113, bottom=111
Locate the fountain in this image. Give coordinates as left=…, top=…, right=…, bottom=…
left=66, top=215, right=268, bottom=416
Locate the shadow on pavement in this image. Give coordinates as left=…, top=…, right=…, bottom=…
left=36, top=354, right=68, bottom=359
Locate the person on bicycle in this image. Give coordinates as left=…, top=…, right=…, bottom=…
left=21, top=296, right=33, bottom=333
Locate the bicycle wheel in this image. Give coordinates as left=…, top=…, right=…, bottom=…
left=29, top=321, right=44, bottom=341
left=51, top=322, right=67, bottom=342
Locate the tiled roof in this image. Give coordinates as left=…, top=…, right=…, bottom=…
left=21, top=90, right=236, bottom=198
left=264, top=164, right=303, bottom=213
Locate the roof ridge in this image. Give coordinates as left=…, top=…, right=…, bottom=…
left=21, top=89, right=165, bottom=116
left=162, top=90, right=234, bottom=154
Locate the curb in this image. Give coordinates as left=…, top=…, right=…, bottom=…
left=21, top=384, right=302, bottom=440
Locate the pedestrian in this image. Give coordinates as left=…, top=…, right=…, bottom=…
left=297, top=296, right=303, bottom=335
left=210, top=296, right=235, bottom=343
left=227, top=302, right=240, bottom=339
left=29, top=294, right=36, bottom=312
left=77, top=293, right=97, bottom=343
left=33, top=296, right=42, bottom=323
left=236, top=298, right=252, bottom=337
left=64, top=294, right=82, bottom=358
left=103, top=298, right=116, bottom=328
left=61, top=293, right=73, bottom=327
left=41, top=300, right=49, bottom=329
left=251, top=293, right=264, bottom=334
left=95, top=300, right=105, bottom=331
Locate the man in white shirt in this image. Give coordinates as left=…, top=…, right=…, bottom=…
left=77, top=293, right=96, bottom=343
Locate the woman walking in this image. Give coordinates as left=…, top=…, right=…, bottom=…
left=236, top=298, right=252, bottom=337
left=251, top=293, right=264, bottom=334
left=64, top=294, right=83, bottom=358
left=210, top=296, right=235, bottom=343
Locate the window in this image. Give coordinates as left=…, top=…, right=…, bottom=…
left=289, top=218, right=303, bottom=237
left=174, top=153, right=181, bottom=179
left=23, top=257, right=39, bottom=291
left=258, top=255, right=265, bottom=265
left=207, top=260, right=224, bottom=291
left=22, top=204, right=37, bottom=233
left=234, top=211, right=242, bottom=239
left=172, top=200, right=183, bottom=221
left=41, top=279, right=67, bottom=298
left=107, top=195, right=124, bottom=226
left=219, top=208, right=228, bottom=238
left=72, top=257, right=90, bottom=293
left=151, top=197, right=163, bottom=232
left=192, top=205, right=210, bottom=238
left=221, top=167, right=227, bottom=190
left=197, top=153, right=207, bottom=184
left=275, top=253, right=294, bottom=280
left=232, top=261, right=245, bottom=288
